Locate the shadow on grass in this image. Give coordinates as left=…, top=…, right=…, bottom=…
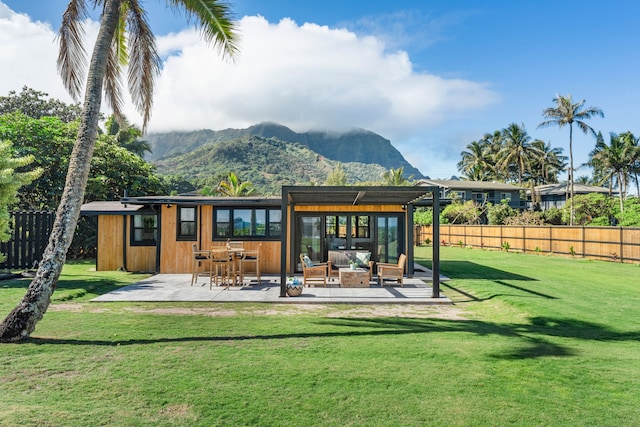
left=424, top=260, right=537, bottom=281
left=0, top=277, right=133, bottom=300
left=441, top=280, right=557, bottom=303
left=22, top=316, right=639, bottom=360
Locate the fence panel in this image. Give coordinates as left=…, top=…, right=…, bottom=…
left=417, top=224, right=640, bottom=264
left=0, top=211, right=54, bottom=270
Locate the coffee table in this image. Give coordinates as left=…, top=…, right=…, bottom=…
left=338, top=268, right=370, bottom=288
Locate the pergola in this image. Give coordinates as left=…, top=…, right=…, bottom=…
left=279, top=185, right=442, bottom=298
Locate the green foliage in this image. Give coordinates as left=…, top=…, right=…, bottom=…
left=542, top=207, right=565, bottom=225
left=414, top=207, right=433, bottom=225
left=325, top=163, right=348, bottom=186
left=0, top=86, right=82, bottom=123
left=0, top=140, right=42, bottom=262
left=217, top=172, right=255, bottom=196
left=616, top=197, right=640, bottom=226
left=440, top=200, right=481, bottom=224
left=563, top=193, right=614, bottom=226
left=504, top=210, right=545, bottom=225
left=0, top=113, right=167, bottom=209
left=381, top=167, right=412, bottom=185
left=487, top=199, right=519, bottom=225
left=86, top=135, right=166, bottom=200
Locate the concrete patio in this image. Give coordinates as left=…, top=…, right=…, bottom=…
left=92, top=267, right=451, bottom=305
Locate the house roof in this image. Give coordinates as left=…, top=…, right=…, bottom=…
left=416, top=179, right=523, bottom=191
left=534, top=183, right=616, bottom=196
left=85, top=186, right=440, bottom=214
left=121, top=195, right=280, bottom=207
left=81, top=201, right=148, bottom=215
left=282, top=185, right=438, bottom=206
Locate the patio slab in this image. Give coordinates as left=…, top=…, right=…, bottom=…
left=92, top=270, right=452, bottom=305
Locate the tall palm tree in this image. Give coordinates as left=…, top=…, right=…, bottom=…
left=619, top=131, right=640, bottom=197
left=496, top=123, right=540, bottom=185
left=480, top=130, right=505, bottom=180
left=0, top=0, right=238, bottom=342
left=590, top=132, right=639, bottom=212
left=538, top=94, right=603, bottom=225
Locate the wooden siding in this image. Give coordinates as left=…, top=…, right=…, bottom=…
left=96, top=215, right=156, bottom=272
left=97, top=215, right=124, bottom=271
left=417, top=225, right=640, bottom=263
left=159, top=205, right=282, bottom=274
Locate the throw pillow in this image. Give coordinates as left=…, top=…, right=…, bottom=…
left=302, top=254, right=314, bottom=267
left=355, top=252, right=371, bottom=268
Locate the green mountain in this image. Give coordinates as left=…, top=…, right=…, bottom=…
left=146, top=122, right=424, bottom=194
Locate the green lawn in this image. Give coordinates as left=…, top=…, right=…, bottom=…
left=1, top=252, right=639, bottom=426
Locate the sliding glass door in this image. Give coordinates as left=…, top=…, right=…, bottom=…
left=296, top=213, right=404, bottom=270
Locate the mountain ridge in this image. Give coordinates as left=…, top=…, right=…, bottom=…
left=145, top=122, right=424, bottom=179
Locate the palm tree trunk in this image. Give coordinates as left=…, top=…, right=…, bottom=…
left=569, top=124, right=574, bottom=226
left=0, top=0, right=121, bottom=342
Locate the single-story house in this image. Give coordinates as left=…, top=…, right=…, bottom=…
left=416, top=179, right=525, bottom=209
left=533, top=183, right=617, bottom=210
left=81, top=185, right=444, bottom=298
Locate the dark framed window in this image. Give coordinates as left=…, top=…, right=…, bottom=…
left=177, top=206, right=197, bottom=240
left=131, top=214, right=157, bottom=246
left=214, top=208, right=281, bottom=239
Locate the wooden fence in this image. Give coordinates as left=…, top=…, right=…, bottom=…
left=0, top=211, right=54, bottom=270
left=416, top=224, right=640, bottom=264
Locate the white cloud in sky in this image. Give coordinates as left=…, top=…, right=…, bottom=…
left=0, top=5, right=498, bottom=176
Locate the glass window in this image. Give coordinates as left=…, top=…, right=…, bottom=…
left=233, top=209, right=252, bottom=236
left=177, top=206, right=197, bottom=240
left=269, top=209, right=281, bottom=237
left=351, top=215, right=370, bottom=238
left=214, top=208, right=281, bottom=239
left=215, top=209, right=231, bottom=238
left=131, top=214, right=157, bottom=246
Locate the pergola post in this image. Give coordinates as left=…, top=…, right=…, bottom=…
left=279, top=188, right=288, bottom=297
left=432, top=189, right=441, bottom=298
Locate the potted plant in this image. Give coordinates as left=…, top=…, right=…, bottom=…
left=286, top=276, right=303, bottom=296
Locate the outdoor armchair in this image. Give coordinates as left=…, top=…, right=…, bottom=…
left=299, top=253, right=329, bottom=287
left=377, top=253, right=407, bottom=287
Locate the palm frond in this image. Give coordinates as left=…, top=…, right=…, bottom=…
left=172, top=0, right=240, bottom=58
left=57, top=0, right=89, bottom=100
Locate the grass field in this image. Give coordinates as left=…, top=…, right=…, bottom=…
left=1, top=250, right=639, bottom=426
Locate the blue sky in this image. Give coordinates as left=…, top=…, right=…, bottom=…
left=2, top=0, right=639, bottom=180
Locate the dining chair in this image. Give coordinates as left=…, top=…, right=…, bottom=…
left=209, top=248, right=231, bottom=289
left=191, top=244, right=212, bottom=287
left=239, top=243, right=261, bottom=285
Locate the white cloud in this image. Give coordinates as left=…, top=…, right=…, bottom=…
left=144, top=16, right=498, bottom=139
left=1, top=5, right=498, bottom=176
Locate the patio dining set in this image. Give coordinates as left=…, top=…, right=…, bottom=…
left=191, top=241, right=261, bottom=289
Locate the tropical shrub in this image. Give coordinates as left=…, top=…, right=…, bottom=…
left=563, top=193, right=614, bottom=226
left=440, top=200, right=481, bottom=224
left=487, top=199, right=519, bottom=225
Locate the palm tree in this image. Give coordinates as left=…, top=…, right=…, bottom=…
left=457, top=140, right=492, bottom=181
left=104, top=114, right=151, bottom=157
left=381, top=167, right=410, bottom=185
left=529, top=140, right=566, bottom=185
left=538, top=94, right=603, bottom=225
left=496, top=123, right=540, bottom=185
left=0, top=0, right=238, bottom=342
left=218, top=172, right=254, bottom=196
left=590, top=132, right=640, bottom=213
